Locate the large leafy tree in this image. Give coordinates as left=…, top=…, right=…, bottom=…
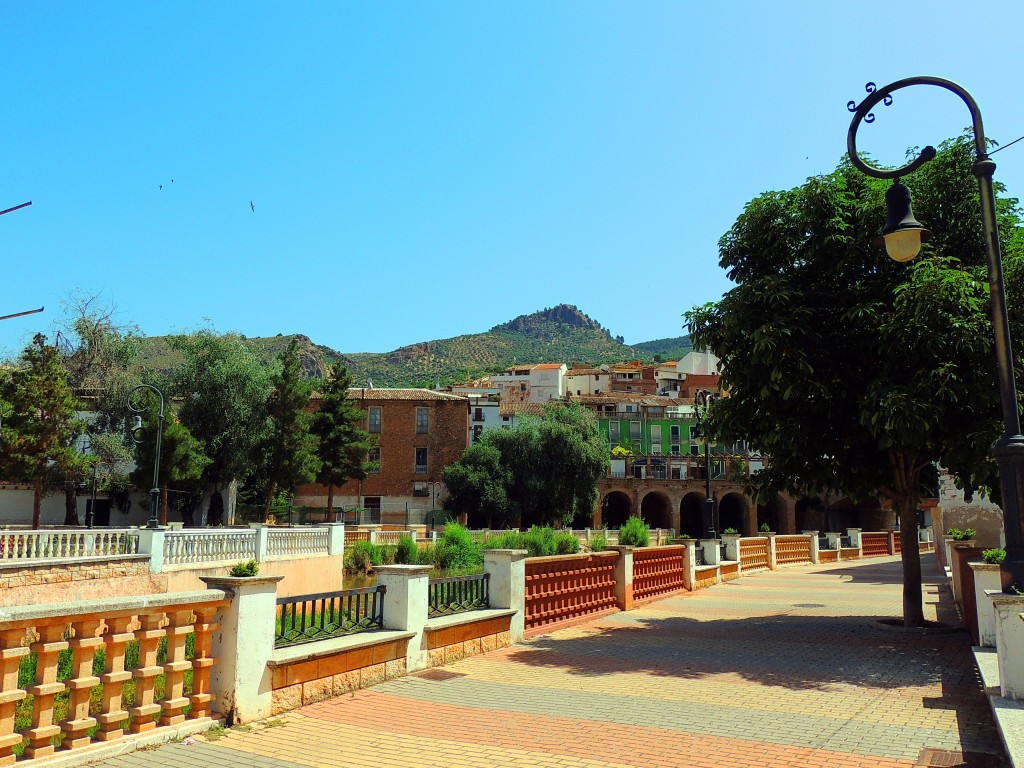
left=686, top=135, right=1024, bottom=626
left=445, top=402, right=609, bottom=528
left=310, top=363, right=374, bottom=518
left=254, top=339, right=321, bottom=520
left=0, top=334, right=85, bottom=528
left=170, top=330, right=276, bottom=524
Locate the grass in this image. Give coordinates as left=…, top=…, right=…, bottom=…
left=13, top=631, right=197, bottom=758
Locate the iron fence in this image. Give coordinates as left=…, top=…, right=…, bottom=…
left=275, top=585, right=386, bottom=647
left=428, top=573, right=490, bottom=618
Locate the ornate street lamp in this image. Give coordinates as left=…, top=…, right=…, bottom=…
left=694, top=389, right=719, bottom=539
left=847, top=76, right=1024, bottom=586
left=128, top=384, right=166, bottom=530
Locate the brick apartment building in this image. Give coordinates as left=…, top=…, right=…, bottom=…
left=295, top=388, right=469, bottom=524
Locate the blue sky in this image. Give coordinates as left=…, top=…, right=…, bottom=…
left=3, top=2, right=1024, bottom=358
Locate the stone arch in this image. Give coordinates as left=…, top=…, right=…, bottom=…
left=718, top=492, right=748, bottom=535
left=679, top=492, right=706, bottom=538
left=826, top=497, right=891, bottom=532
left=601, top=491, right=633, bottom=529
left=640, top=491, right=673, bottom=530
left=795, top=496, right=825, bottom=532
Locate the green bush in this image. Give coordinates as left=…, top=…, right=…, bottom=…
left=759, top=522, right=771, bottom=533
left=588, top=533, right=607, bottom=552
left=229, top=559, right=259, bottom=577
left=619, top=516, right=650, bottom=547
left=523, top=525, right=556, bottom=556
left=554, top=531, right=580, bottom=555
left=395, top=535, right=419, bottom=564
left=983, top=548, right=1007, bottom=565
left=948, top=528, right=977, bottom=541
left=345, top=540, right=383, bottom=574
left=483, top=530, right=526, bottom=550
left=432, top=522, right=483, bottom=570
left=723, top=527, right=739, bottom=535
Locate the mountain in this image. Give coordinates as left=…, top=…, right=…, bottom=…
left=132, top=305, right=690, bottom=387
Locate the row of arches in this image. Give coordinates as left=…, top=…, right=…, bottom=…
left=601, top=489, right=889, bottom=536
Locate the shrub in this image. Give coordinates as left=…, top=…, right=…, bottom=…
left=229, top=559, right=259, bottom=577
left=482, top=530, right=526, bottom=550
left=723, top=527, right=739, bottom=535
left=345, top=540, right=382, bottom=574
left=948, top=528, right=977, bottom=541
left=759, top=522, right=771, bottom=533
left=588, top=533, right=607, bottom=552
left=619, top=516, right=650, bottom=547
left=523, top=525, right=557, bottom=557
left=395, top=535, right=419, bottom=564
left=983, top=548, right=1007, bottom=565
left=432, top=522, right=482, bottom=570
left=554, top=531, right=580, bottom=555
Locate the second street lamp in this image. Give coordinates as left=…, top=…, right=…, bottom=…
left=128, top=384, right=166, bottom=530
left=694, top=389, right=719, bottom=539
left=847, top=76, right=1024, bottom=588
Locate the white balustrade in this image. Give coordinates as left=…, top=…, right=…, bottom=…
left=163, top=529, right=257, bottom=566
left=372, top=530, right=414, bottom=547
left=0, top=529, right=140, bottom=561
left=266, top=527, right=330, bottom=557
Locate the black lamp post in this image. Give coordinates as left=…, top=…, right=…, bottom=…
left=847, top=76, right=1024, bottom=587
left=128, top=384, right=166, bottom=530
left=83, top=428, right=100, bottom=529
left=694, top=389, right=719, bottom=539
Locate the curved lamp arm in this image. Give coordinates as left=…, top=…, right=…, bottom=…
left=127, top=384, right=166, bottom=529
left=846, top=76, right=989, bottom=180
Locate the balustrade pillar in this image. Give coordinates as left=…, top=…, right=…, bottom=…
left=483, top=550, right=527, bottom=643
left=607, top=546, right=634, bottom=611
left=95, top=616, right=134, bottom=741
left=129, top=612, right=167, bottom=732
left=60, top=618, right=103, bottom=749
left=189, top=605, right=220, bottom=719
left=24, top=624, right=68, bottom=758
left=376, top=565, right=431, bottom=673
left=159, top=609, right=194, bottom=726
left=0, top=629, right=29, bottom=765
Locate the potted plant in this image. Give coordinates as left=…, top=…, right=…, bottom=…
left=759, top=522, right=775, bottom=536
left=228, top=559, right=260, bottom=577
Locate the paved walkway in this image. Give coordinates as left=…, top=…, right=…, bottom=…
left=91, top=556, right=1006, bottom=768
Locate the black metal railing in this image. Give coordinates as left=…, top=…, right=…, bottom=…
left=693, top=545, right=706, bottom=566
left=428, top=573, right=490, bottom=617
left=818, top=534, right=832, bottom=550
left=840, top=535, right=853, bottom=549
left=275, top=585, right=386, bottom=648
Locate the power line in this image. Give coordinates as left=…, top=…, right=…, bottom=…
left=991, top=135, right=1024, bottom=155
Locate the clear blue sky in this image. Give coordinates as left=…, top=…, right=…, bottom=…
left=4, top=2, right=1024, bottom=359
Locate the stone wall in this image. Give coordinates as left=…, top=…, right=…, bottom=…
left=0, top=555, right=166, bottom=606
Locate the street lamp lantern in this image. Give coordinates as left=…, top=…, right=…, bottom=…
left=847, top=76, right=1024, bottom=587
left=875, top=180, right=932, bottom=262
left=128, top=384, right=166, bottom=530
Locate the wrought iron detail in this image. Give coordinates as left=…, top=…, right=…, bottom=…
left=847, top=82, right=892, bottom=123
left=692, top=545, right=706, bottom=567
left=275, top=585, right=386, bottom=647
left=428, top=573, right=490, bottom=617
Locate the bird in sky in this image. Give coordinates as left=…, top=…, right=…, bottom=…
left=159, top=185, right=163, bottom=190
left=250, top=200, right=255, bottom=212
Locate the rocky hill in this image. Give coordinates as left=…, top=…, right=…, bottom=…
left=133, top=305, right=692, bottom=387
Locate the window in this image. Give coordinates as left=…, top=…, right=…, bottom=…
left=416, top=407, right=428, bottom=434
left=367, top=447, right=380, bottom=473
left=415, top=447, right=428, bottom=474
left=368, top=406, right=382, bottom=433
left=671, top=444, right=681, bottom=455
left=472, top=424, right=483, bottom=442
left=473, top=407, right=484, bottom=422
left=689, top=424, right=700, bottom=440
left=609, top=421, right=620, bottom=441
left=670, top=425, right=680, bottom=441
left=651, top=427, right=662, bottom=444
left=629, top=421, right=641, bottom=440
left=689, top=444, right=700, bottom=456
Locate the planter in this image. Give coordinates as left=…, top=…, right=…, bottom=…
left=990, top=592, right=1024, bottom=700
left=720, top=534, right=741, bottom=561
left=971, top=563, right=1003, bottom=646
left=948, top=542, right=979, bottom=608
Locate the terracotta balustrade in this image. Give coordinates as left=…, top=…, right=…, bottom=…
left=633, top=546, right=687, bottom=602
left=739, top=537, right=770, bottom=571
left=0, top=590, right=227, bottom=764
left=525, top=552, right=617, bottom=632
left=860, top=532, right=891, bottom=558
left=774, top=535, right=812, bottom=565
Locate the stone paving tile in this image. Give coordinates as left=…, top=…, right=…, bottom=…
left=84, top=555, right=1006, bottom=768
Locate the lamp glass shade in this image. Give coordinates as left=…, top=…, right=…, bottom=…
left=883, top=229, right=923, bottom=262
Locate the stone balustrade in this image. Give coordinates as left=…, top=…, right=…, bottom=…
left=162, top=529, right=257, bottom=567
left=266, top=528, right=329, bottom=557
left=0, top=589, right=228, bottom=764
left=0, top=529, right=139, bottom=562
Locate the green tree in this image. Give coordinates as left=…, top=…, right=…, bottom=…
left=170, top=330, right=276, bottom=524
left=685, top=135, right=1024, bottom=626
left=310, top=363, right=375, bottom=518
left=255, top=339, right=321, bottom=520
left=446, top=402, right=608, bottom=528
left=442, top=442, right=511, bottom=527
left=0, top=335, right=85, bottom=528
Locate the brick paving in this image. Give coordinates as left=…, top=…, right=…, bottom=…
left=89, top=555, right=1006, bottom=768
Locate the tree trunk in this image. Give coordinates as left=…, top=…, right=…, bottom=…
left=326, top=485, right=335, bottom=522
left=262, top=480, right=277, bottom=523
left=896, top=491, right=925, bottom=627
left=63, top=478, right=80, bottom=526
left=32, top=475, right=43, bottom=529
